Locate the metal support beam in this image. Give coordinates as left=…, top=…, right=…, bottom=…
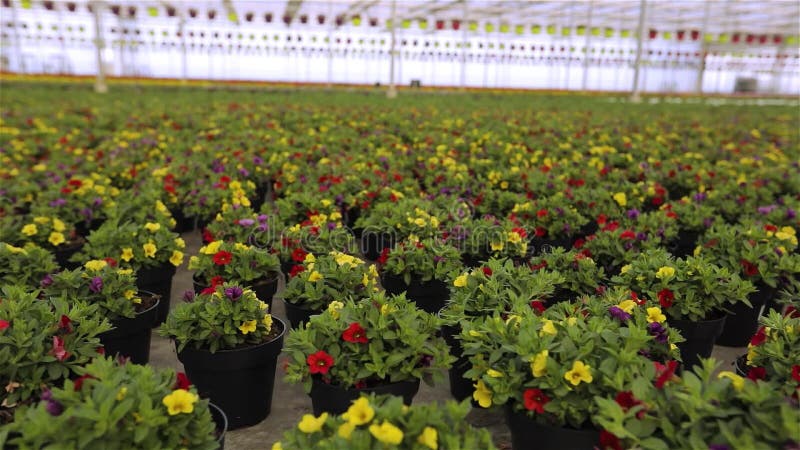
left=694, top=0, right=711, bottom=94
left=10, top=1, right=25, bottom=73
left=91, top=1, right=108, bottom=93
left=387, top=0, right=397, bottom=98
left=630, top=0, right=647, bottom=102
left=179, top=14, right=187, bottom=83
left=327, top=0, right=333, bottom=88
left=581, top=0, right=595, bottom=91
left=460, top=0, right=467, bottom=90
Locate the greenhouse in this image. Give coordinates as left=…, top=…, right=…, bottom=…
left=0, top=1, right=799, bottom=450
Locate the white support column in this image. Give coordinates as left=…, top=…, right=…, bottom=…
left=460, top=0, right=468, bottom=90
left=695, top=0, right=711, bottom=94
left=91, top=1, right=108, bottom=93
left=630, top=0, right=647, bottom=102
left=10, top=1, right=25, bottom=73
left=327, top=0, right=333, bottom=87
left=387, top=0, right=398, bottom=98
left=581, top=0, right=595, bottom=91
left=179, top=14, right=187, bottom=83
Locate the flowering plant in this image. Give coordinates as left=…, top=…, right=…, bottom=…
left=42, top=260, right=146, bottom=323
left=379, top=237, right=463, bottom=284
left=281, top=252, right=379, bottom=311
left=4, top=215, right=81, bottom=250
left=455, top=216, right=530, bottom=262
left=188, top=240, right=280, bottom=286
left=743, top=310, right=800, bottom=393
left=203, top=205, right=277, bottom=247
left=697, top=223, right=800, bottom=289
left=74, top=220, right=186, bottom=270
left=160, top=283, right=279, bottom=353
left=275, top=192, right=343, bottom=227
left=0, top=243, right=58, bottom=287
left=277, top=223, right=356, bottom=264
left=354, top=199, right=442, bottom=241
left=31, top=175, right=118, bottom=230
left=458, top=290, right=681, bottom=429
left=180, top=172, right=257, bottom=223
left=595, top=359, right=800, bottom=450
left=442, top=258, right=564, bottom=318
left=104, top=190, right=177, bottom=230
left=611, top=249, right=755, bottom=322
left=283, top=292, right=454, bottom=393
left=509, top=196, right=589, bottom=241
left=579, top=218, right=664, bottom=273
left=528, top=248, right=607, bottom=299
left=2, top=357, right=219, bottom=450
left=273, top=394, right=496, bottom=450
left=0, top=287, right=110, bottom=409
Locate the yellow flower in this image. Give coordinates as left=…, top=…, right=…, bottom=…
left=116, top=387, right=128, bottom=401
left=84, top=260, right=107, bottom=271
left=613, top=192, right=627, bottom=207
left=271, top=443, right=283, bottom=450
left=380, top=303, right=395, bottom=315
left=490, top=240, right=505, bottom=251
left=308, top=271, right=323, bottom=282
left=417, top=426, right=438, bottom=450
left=48, top=232, right=65, bottom=246
left=334, top=252, right=360, bottom=267
left=617, top=300, right=636, bottom=314
left=619, top=264, right=631, bottom=274
left=298, top=413, right=328, bottom=433
left=52, top=218, right=66, bottom=232
left=718, top=371, right=745, bottom=390
left=143, top=242, right=157, bottom=258
left=155, top=200, right=167, bottom=212
left=369, top=420, right=404, bottom=445
left=369, top=265, right=379, bottom=278
left=530, top=350, right=548, bottom=377
left=238, top=320, right=257, bottom=334
left=337, top=421, right=356, bottom=440
left=144, top=222, right=161, bottom=232
left=539, top=320, right=557, bottom=337
left=486, top=369, right=504, bottom=378
left=646, top=307, right=667, bottom=324
left=121, top=247, right=134, bottom=262
left=746, top=346, right=758, bottom=365
left=201, top=240, right=222, bottom=255
left=507, top=231, right=522, bottom=244
left=169, top=250, right=184, bottom=267
left=174, top=237, right=186, bottom=249
left=453, top=273, right=468, bottom=287
left=655, top=266, right=675, bottom=280
left=162, top=389, right=198, bottom=415
left=413, top=217, right=427, bottom=227
left=343, top=397, right=374, bottom=425
left=21, top=224, right=38, bottom=236
left=33, top=216, right=50, bottom=224
left=564, top=360, right=593, bottom=386
left=263, top=314, right=273, bottom=329
left=328, top=301, right=344, bottom=319
left=4, top=243, right=26, bottom=254
left=473, top=380, right=492, bottom=408
left=361, top=272, right=371, bottom=287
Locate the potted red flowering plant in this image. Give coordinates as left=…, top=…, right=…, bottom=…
left=282, top=292, right=454, bottom=415
left=508, top=195, right=590, bottom=251
left=528, top=247, right=607, bottom=302
left=737, top=309, right=800, bottom=395
left=378, top=236, right=463, bottom=314
left=277, top=222, right=356, bottom=280
left=454, top=216, right=530, bottom=266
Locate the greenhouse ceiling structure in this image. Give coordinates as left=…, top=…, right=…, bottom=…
left=1, top=0, right=799, bottom=95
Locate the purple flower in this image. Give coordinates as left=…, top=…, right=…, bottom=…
left=238, top=168, right=250, bottom=177
left=627, top=209, right=640, bottom=219
left=327, top=222, right=337, bottom=230
left=88, top=276, right=103, bottom=293
left=182, top=290, right=196, bottom=302
left=224, top=286, right=243, bottom=301
left=693, top=192, right=707, bottom=202
left=92, top=197, right=103, bottom=207
left=788, top=208, right=797, bottom=219
left=636, top=232, right=648, bottom=241
left=80, top=208, right=93, bottom=220
left=708, top=446, right=729, bottom=450
left=45, top=399, right=63, bottom=416
left=757, top=205, right=777, bottom=215
left=253, top=156, right=263, bottom=165
left=419, top=354, right=433, bottom=367
left=703, top=217, right=714, bottom=228
left=608, top=306, right=631, bottom=322
left=238, top=219, right=255, bottom=227
left=257, top=214, right=269, bottom=223
left=433, top=256, right=444, bottom=263
left=49, top=198, right=67, bottom=207
left=40, top=274, right=54, bottom=288
left=647, top=322, right=669, bottom=344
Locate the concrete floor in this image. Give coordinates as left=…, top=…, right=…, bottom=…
left=148, top=229, right=745, bottom=450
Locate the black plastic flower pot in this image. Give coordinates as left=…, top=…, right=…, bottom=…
left=177, top=318, right=286, bottom=430
left=282, top=298, right=323, bottom=329
left=309, top=377, right=420, bottom=416
left=136, top=263, right=177, bottom=327
left=75, top=218, right=105, bottom=238
left=359, top=232, right=394, bottom=261
left=98, top=294, right=159, bottom=364
left=170, top=207, right=195, bottom=233
left=280, top=259, right=297, bottom=283
left=733, top=354, right=748, bottom=377
left=669, top=314, right=726, bottom=369
left=717, top=286, right=774, bottom=348
left=669, top=230, right=701, bottom=258
left=381, top=273, right=449, bottom=314
left=193, top=272, right=279, bottom=310
left=448, top=356, right=478, bottom=404
left=51, top=238, right=85, bottom=270
left=209, top=402, right=228, bottom=449
left=504, top=404, right=599, bottom=450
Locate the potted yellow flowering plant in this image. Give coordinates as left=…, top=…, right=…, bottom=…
left=3, top=215, right=83, bottom=269
left=160, top=284, right=285, bottom=429
left=273, top=394, right=496, bottom=450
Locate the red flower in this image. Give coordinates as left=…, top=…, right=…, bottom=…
left=785, top=306, right=800, bottom=318
left=174, top=372, right=192, bottom=390
left=96, top=346, right=105, bottom=355
left=213, top=251, right=233, bottom=265
left=59, top=315, right=73, bottom=333
left=530, top=261, right=547, bottom=271
left=210, top=276, right=225, bottom=287
left=631, top=291, right=646, bottom=306
left=342, top=322, right=369, bottom=344
left=764, top=224, right=778, bottom=233
left=307, top=350, right=334, bottom=375
left=0, top=320, right=9, bottom=331
left=750, top=326, right=767, bottom=346
left=481, top=267, right=493, bottom=277
left=73, top=374, right=95, bottom=391
left=740, top=259, right=759, bottom=277
left=534, top=226, right=547, bottom=238
left=202, top=228, right=215, bottom=243
left=291, top=247, right=308, bottom=263
left=599, top=430, right=623, bottom=450
left=529, top=301, right=546, bottom=314
left=377, top=247, right=391, bottom=265
left=619, top=229, right=636, bottom=240
left=615, top=391, right=646, bottom=419
left=597, top=214, right=607, bottom=225
left=602, top=221, right=620, bottom=232
left=536, top=209, right=548, bottom=218
left=68, top=179, right=83, bottom=187
left=51, top=336, right=71, bottom=362
left=523, top=388, right=550, bottom=413
left=657, top=289, right=674, bottom=308
left=654, top=360, right=678, bottom=389
left=666, top=210, right=678, bottom=219
left=103, top=257, right=118, bottom=267
left=792, top=365, right=800, bottom=383
left=746, top=367, right=767, bottom=381
left=511, top=227, right=527, bottom=238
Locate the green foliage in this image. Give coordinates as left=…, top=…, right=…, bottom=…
left=281, top=251, right=379, bottom=311
left=159, top=283, right=277, bottom=353
left=74, top=219, right=186, bottom=270
left=528, top=247, right=606, bottom=297
left=188, top=240, right=280, bottom=284
left=0, top=287, right=110, bottom=407
left=3, top=357, right=219, bottom=450
left=283, top=293, right=454, bottom=393
left=744, top=310, right=800, bottom=393
left=276, top=394, right=496, bottom=450
left=381, top=237, right=463, bottom=283
left=0, top=242, right=58, bottom=287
